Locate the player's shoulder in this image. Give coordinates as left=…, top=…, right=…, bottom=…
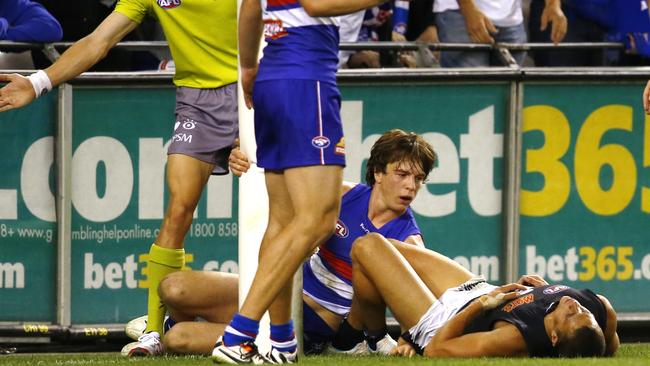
left=341, top=181, right=359, bottom=196
left=114, top=0, right=152, bottom=16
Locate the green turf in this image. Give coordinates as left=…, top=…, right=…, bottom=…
left=1, top=343, right=649, bottom=366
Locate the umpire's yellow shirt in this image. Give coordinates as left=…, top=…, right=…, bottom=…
left=115, top=0, right=237, bottom=89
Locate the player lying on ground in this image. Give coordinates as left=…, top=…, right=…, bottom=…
left=121, top=129, right=437, bottom=358
left=343, top=233, right=619, bottom=358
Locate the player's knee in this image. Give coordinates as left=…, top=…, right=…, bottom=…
left=165, top=200, right=196, bottom=223
left=295, top=212, right=337, bottom=244
left=158, top=272, right=186, bottom=307
left=351, top=233, right=386, bottom=262
left=163, top=324, right=191, bottom=353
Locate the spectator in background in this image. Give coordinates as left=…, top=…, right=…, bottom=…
left=340, top=0, right=437, bottom=69
left=528, top=0, right=605, bottom=66
left=357, top=3, right=396, bottom=67
left=33, top=0, right=160, bottom=71
left=405, top=0, right=438, bottom=67
left=357, top=2, right=418, bottom=68
left=434, top=0, right=566, bottom=67
left=340, top=1, right=419, bottom=69
left=0, top=0, right=62, bottom=69
left=563, top=0, right=650, bottom=66
left=338, top=10, right=379, bottom=69
left=0, top=0, right=62, bottom=42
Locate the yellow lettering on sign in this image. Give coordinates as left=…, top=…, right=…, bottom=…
left=617, top=246, right=634, bottom=281
left=642, top=114, right=650, bottom=213
left=575, top=105, right=636, bottom=215
left=521, top=106, right=571, bottom=216
left=579, top=246, right=597, bottom=281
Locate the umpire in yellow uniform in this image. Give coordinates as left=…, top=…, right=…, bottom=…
left=0, top=0, right=237, bottom=357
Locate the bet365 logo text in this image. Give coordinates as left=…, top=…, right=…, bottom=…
left=83, top=252, right=238, bottom=289
left=521, top=105, right=650, bottom=217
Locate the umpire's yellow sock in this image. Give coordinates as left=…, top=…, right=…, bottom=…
left=144, top=243, right=185, bottom=336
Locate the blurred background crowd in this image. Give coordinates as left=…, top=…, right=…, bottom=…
left=1, top=0, right=649, bottom=70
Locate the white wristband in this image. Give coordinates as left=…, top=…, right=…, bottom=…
left=27, top=70, right=53, bottom=98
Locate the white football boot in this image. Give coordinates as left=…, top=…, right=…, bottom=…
left=369, top=334, right=398, bottom=355
left=326, top=340, right=371, bottom=355
left=263, top=348, right=298, bottom=364
left=120, top=331, right=164, bottom=357
left=211, top=337, right=268, bottom=364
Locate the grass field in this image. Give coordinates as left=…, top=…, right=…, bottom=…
left=1, top=343, right=649, bottom=366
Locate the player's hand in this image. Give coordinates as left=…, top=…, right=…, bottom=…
left=643, top=80, right=650, bottom=114
left=461, top=7, right=497, bottom=44
left=240, top=66, right=258, bottom=109
left=0, top=73, right=36, bottom=112
left=479, top=283, right=526, bottom=310
left=540, top=0, right=567, bottom=44
left=228, top=144, right=250, bottom=177
left=390, top=343, right=415, bottom=357
left=517, top=274, right=548, bottom=288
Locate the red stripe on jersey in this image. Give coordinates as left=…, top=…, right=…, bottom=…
left=267, top=0, right=299, bottom=7
left=318, top=246, right=352, bottom=281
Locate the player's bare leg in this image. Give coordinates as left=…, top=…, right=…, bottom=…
left=240, top=165, right=342, bottom=320
left=259, top=171, right=300, bottom=359
left=157, top=154, right=215, bottom=248
left=213, top=165, right=342, bottom=364
left=160, top=271, right=239, bottom=323
left=262, top=170, right=296, bottom=327
left=388, top=239, right=474, bottom=298
left=166, top=321, right=228, bottom=355
left=350, top=233, right=436, bottom=330
left=158, top=271, right=239, bottom=355
left=336, top=235, right=479, bottom=355
left=145, top=154, right=215, bottom=335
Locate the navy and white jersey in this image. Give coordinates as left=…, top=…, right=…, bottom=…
left=303, top=183, right=421, bottom=315
left=257, top=0, right=340, bottom=85
left=464, top=285, right=607, bottom=357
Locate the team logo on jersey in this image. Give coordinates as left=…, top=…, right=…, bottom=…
left=359, top=223, right=370, bottom=234
left=335, top=137, right=345, bottom=155
left=263, top=20, right=288, bottom=40
left=543, top=285, right=569, bottom=295
left=335, top=220, right=349, bottom=238
left=157, top=0, right=181, bottom=9
left=312, top=136, right=330, bottom=149
left=501, top=294, right=534, bottom=313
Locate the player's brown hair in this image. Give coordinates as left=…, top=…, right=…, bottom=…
left=365, top=129, right=436, bottom=186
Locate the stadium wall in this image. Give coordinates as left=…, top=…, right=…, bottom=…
left=0, top=69, right=649, bottom=330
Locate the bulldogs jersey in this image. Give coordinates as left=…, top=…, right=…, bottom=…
left=257, top=0, right=340, bottom=85
left=303, top=183, right=421, bottom=315
left=465, top=285, right=607, bottom=357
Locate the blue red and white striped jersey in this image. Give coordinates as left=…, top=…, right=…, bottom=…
left=303, top=183, right=421, bottom=315
left=256, top=0, right=340, bottom=85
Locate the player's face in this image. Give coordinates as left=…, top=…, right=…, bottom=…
left=549, top=296, right=599, bottom=335
left=377, top=161, right=426, bottom=211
